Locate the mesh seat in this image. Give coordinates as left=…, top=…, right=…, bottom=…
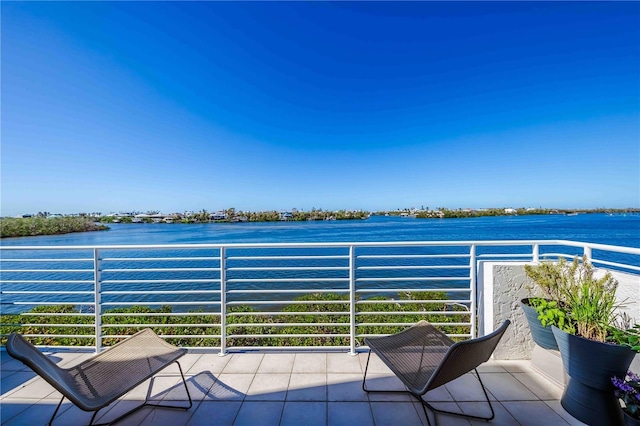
left=6, top=329, right=192, bottom=426
left=363, top=320, right=510, bottom=426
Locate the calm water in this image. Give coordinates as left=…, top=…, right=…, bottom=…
left=2, top=213, right=639, bottom=247
left=1, top=214, right=638, bottom=314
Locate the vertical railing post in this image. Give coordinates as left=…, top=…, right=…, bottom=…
left=219, top=246, right=227, bottom=356
left=469, top=244, right=477, bottom=339
left=93, top=248, right=102, bottom=354
left=583, top=245, right=592, bottom=261
left=349, top=245, right=357, bottom=356
left=532, top=243, right=539, bottom=262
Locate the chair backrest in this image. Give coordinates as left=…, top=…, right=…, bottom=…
left=424, top=320, right=510, bottom=392
left=6, top=332, right=75, bottom=399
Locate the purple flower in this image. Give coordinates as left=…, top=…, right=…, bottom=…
left=613, top=376, right=635, bottom=393
left=614, top=371, right=640, bottom=419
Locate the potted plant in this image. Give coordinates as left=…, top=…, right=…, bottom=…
left=545, top=256, right=636, bottom=426
left=612, top=371, right=640, bottom=426
left=521, top=257, right=576, bottom=350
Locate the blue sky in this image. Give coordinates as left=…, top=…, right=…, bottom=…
left=2, top=2, right=639, bottom=216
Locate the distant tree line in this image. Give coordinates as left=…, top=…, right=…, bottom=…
left=4, top=207, right=637, bottom=236
left=416, top=207, right=549, bottom=218
left=374, top=207, right=639, bottom=219
left=0, top=217, right=109, bottom=238
left=98, top=208, right=370, bottom=224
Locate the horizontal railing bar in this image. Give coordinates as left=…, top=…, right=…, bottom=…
left=2, top=291, right=93, bottom=295
left=356, top=288, right=470, bottom=293
left=0, top=269, right=93, bottom=273
left=551, top=241, right=640, bottom=255
left=476, top=254, right=531, bottom=258
left=102, top=290, right=222, bottom=295
left=1, top=280, right=93, bottom=284
left=228, top=323, right=347, bottom=328
left=101, top=324, right=221, bottom=328
left=227, top=333, right=350, bottom=339
left=227, top=311, right=347, bottom=316
left=226, top=278, right=348, bottom=283
left=103, top=312, right=221, bottom=317
left=356, top=277, right=469, bottom=282
left=357, top=254, right=469, bottom=259
left=10, top=301, right=92, bottom=305
left=227, top=255, right=348, bottom=260
left=102, top=279, right=220, bottom=284
left=20, top=345, right=95, bottom=350
left=360, top=333, right=471, bottom=338
left=101, top=334, right=221, bottom=339
left=1, top=334, right=94, bottom=338
left=227, top=267, right=349, bottom=271
left=590, top=258, right=640, bottom=272
left=356, top=311, right=470, bottom=316
left=102, top=257, right=220, bottom=261
left=21, top=312, right=94, bottom=317
left=102, top=268, right=220, bottom=272
left=357, top=265, right=469, bottom=270
left=539, top=252, right=577, bottom=259
left=0, top=258, right=93, bottom=262
left=1, top=240, right=637, bottom=253
left=101, top=301, right=221, bottom=306
left=226, top=289, right=347, bottom=294
left=226, top=300, right=349, bottom=306
left=357, top=322, right=471, bottom=327
left=1, top=285, right=94, bottom=289
left=356, top=299, right=471, bottom=304
left=4, top=323, right=95, bottom=328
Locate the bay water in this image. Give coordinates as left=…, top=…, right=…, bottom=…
left=2, top=213, right=639, bottom=247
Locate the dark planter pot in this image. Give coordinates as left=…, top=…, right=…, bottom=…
left=623, top=411, right=640, bottom=426
left=552, top=326, right=635, bottom=426
left=520, top=298, right=558, bottom=350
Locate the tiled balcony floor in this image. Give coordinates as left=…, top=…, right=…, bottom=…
left=1, top=349, right=585, bottom=426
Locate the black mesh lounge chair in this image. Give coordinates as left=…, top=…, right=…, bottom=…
left=363, top=320, right=510, bottom=426
left=6, top=328, right=192, bottom=426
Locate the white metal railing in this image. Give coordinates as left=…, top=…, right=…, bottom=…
left=0, top=240, right=638, bottom=355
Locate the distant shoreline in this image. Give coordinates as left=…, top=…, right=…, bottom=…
left=0, top=217, right=108, bottom=239
left=96, top=207, right=639, bottom=224
left=2, top=208, right=638, bottom=239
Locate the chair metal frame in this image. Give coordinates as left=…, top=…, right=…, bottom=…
left=362, top=320, right=510, bottom=426
left=6, top=329, right=193, bottom=426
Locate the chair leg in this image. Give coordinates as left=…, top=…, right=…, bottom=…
left=363, top=351, right=435, bottom=425
left=88, top=361, right=193, bottom=426
left=361, top=350, right=372, bottom=392
left=48, top=396, right=103, bottom=426
left=362, top=350, right=411, bottom=395
left=143, top=361, right=193, bottom=411
left=48, top=396, right=66, bottom=426
left=363, top=353, right=495, bottom=426
left=421, top=369, right=495, bottom=425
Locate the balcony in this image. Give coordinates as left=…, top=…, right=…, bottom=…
left=1, top=240, right=638, bottom=425
left=2, top=350, right=582, bottom=425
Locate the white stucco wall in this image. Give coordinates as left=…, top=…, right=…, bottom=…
left=478, top=262, right=534, bottom=359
